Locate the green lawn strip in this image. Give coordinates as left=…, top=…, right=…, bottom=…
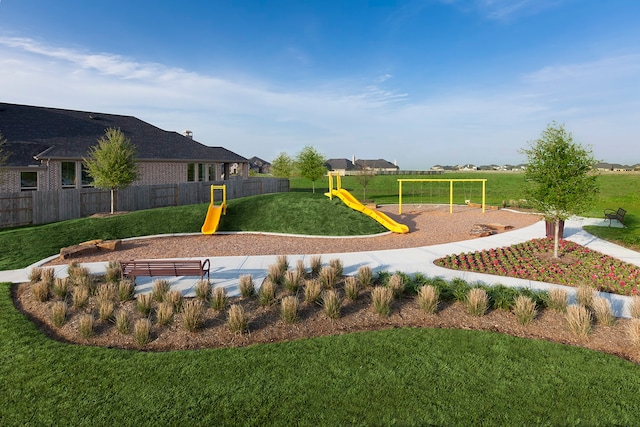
left=2, top=284, right=640, bottom=425
left=0, top=193, right=384, bottom=271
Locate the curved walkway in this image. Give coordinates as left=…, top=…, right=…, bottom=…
left=2, top=217, right=638, bottom=317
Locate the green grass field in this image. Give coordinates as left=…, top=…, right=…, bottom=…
left=3, top=174, right=640, bottom=424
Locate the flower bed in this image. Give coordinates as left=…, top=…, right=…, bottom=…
left=434, top=238, right=640, bottom=296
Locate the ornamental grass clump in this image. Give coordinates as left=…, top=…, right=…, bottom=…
left=28, top=267, right=42, bottom=283
left=296, top=259, right=307, bottom=279
left=32, top=281, right=50, bottom=302
left=152, top=279, right=171, bottom=302
left=156, top=302, right=174, bottom=326
left=41, top=267, right=55, bottom=287
left=387, top=273, right=404, bottom=298
left=195, top=279, right=212, bottom=301
left=97, top=299, right=115, bottom=322
left=72, top=285, right=90, bottom=309
left=180, top=299, right=203, bottom=332
left=372, top=286, right=393, bottom=317
left=329, top=258, right=344, bottom=278
left=118, top=279, right=135, bottom=302
left=105, top=261, right=121, bottom=284
left=303, top=279, right=322, bottom=304
left=417, top=285, right=439, bottom=314
left=52, top=277, right=71, bottom=299
left=344, top=276, right=359, bottom=301
left=309, top=255, right=322, bottom=277
left=466, top=288, right=488, bottom=317
left=280, top=295, right=299, bottom=324
left=133, top=318, right=152, bottom=345
left=136, top=293, right=153, bottom=316
left=239, top=274, right=255, bottom=298
left=51, top=301, right=68, bottom=328
left=258, top=279, right=276, bottom=307
left=547, top=288, right=568, bottom=312
left=629, top=296, right=640, bottom=319
left=96, top=282, right=117, bottom=303
left=267, top=263, right=284, bottom=286
left=592, top=296, right=615, bottom=327
left=227, top=304, right=248, bottom=334
left=566, top=304, right=592, bottom=338
left=115, top=310, right=130, bottom=335
left=356, top=266, right=374, bottom=288
left=67, top=261, right=90, bottom=285
left=319, top=266, right=338, bottom=289
left=166, top=290, right=183, bottom=311
left=575, top=285, right=595, bottom=308
left=513, top=295, right=537, bottom=325
left=627, top=319, right=640, bottom=347
left=276, top=255, right=289, bottom=273
left=78, top=314, right=95, bottom=339
left=210, top=286, right=228, bottom=311
left=283, top=270, right=303, bottom=294
left=323, top=290, right=342, bottom=320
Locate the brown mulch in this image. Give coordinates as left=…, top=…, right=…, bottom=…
left=13, top=205, right=640, bottom=363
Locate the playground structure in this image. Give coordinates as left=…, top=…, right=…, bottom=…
left=326, top=172, right=409, bottom=234
left=397, top=179, right=487, bottom=214
left=201, top=185, right=227, bottom=234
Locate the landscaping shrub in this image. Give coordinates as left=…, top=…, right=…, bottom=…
left=115, top=310, right=130, bottom=334
left=283, top=270, right=302, bottom=294
left=227, top=304, right=248, bottom=333
left=576, top=285, right=595, bottom=308
left=118, top=279, right=135, bottom=302
left=152, top=279, right=171, bottom=302
left=166, top=290, right=183, bottom=311
left=372, top=286, right=393, bottom=317
left=329, top=258, right=344, bottom=278
left=417, top=285, right=439, bottom=314
left=547, top=288, right=568, bottom=312
left=295, top=259, right=307, bottom=279
left=51, top=301, right=68, bottom=328
left=78, top=313, right=95, bottom=338
left=97, top=299, right=115, bottom=322
left=356, top=265, right=374, bottom=288
left=258, top=279, right=277, bottom=307
left=104, top=260, right=121, bottom=284
left=181, top=299, right=204, bottom=332
left=319, top=266, right=338, bottom=289
left=487, top=285, right=517, bottom=310
left=136, top=293, right=153, bottom=316
left=72, top=285, right=90, bottom=308
left=303, top=278, right=322, bottom=304
left=628, top=318, right=640, bottom=347
left=32, top=281, right=50, bottom=302
left=387, top=273, right=404, bottom=298
left=267, top=263, right=284, bottom=285
left=451, top=278, right=470, bottom=302
left=67, top=261, right=90, bottom=285
left=592, top=296, right=614, bottom=326
left=322, top=290, right=341, bottom=320
left=466, top=288, right=488, bottom=316
left=41, top=267, right=55, bottom=286
left=630, top=295, right=640, bottom=319
left=133, top=318, right=152, bottom=345
left=156, top=302, right=174, bottom=326
left=52, top=277, right=71, bottom=299
left=309, top=255, right=322, bottom=277
left=280, top=295, right=299, bottom=324
left=344, top=276, right=359, bottom=301
left=276, top=255, right=289, bottom=274
left=566, top=305, right=592, bottom=338
left=210, top=286, right=228, bottom=311
left=195, top=279, right=212, bottom=301
left=513, top=295, right=537, bottom=325
left=96, top=282, right=117, bottom=303
left=28, top=266, right=42, bottom=283
left=239, top=274, right=255, bottom=298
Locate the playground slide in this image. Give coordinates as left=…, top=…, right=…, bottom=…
left=329, top=189, right=409, bottom=234
left=201, top=204, right=225, bottom=234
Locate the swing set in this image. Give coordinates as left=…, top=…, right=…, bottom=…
left=397, top=179, right=487, bottom=214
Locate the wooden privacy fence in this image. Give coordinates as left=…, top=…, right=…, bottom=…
left=0, top=177, right=289, bottom=228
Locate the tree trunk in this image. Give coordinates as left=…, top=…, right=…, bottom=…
left=553, top=218, right=560, bottom=258
left=110, top=188, right=115, bottom=215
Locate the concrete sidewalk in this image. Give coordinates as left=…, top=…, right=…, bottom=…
left=2, top=216, right=637, bottom=317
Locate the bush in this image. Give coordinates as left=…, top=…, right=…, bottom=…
left=210, top=286, right=228, bottom=311
left=152, top=279, right=171, bottom=302
left=32, top=281, right=50, bottom=302
left=267, top=263, right=284, bottom=286
left=136, top=293, right=153, bottom=316
left=592, top=296, right=614, bottom=326
left=319, top=266, right=338, bottom=289
left=344, top=277, right=359, bottom=301
left=133, top=318, right=152, bottom=345
left=417, top=285, right=439, bottom=314
left=67, top=261, right=90, bottom=285
left=239, top=275, right=255, bottom=298
left=156, top=302, right=174, bottom=326
left=51, top=301, right=68, bottom=328
left=513, top=295, right=537, bottom=325
left=280, top=296, right=299, bottom=324
left=323, top=290, right=342, bottom=320
left=546, top=288, right=568, bottom=312
left=296, top=259, right=307, bottom=279
left=575, top=285, right=595, bottom=308
left=356, top=266, right=374, bottom=288
left=309, top=255, right=322, bottom=277
left=78, top=314, right=95, bottom=338
left=97, top=299, right=115, bottom=322
left=276, top=255, right=289, bottom=273
left=52, top=277, right=71, bottom=299
left=283, top=270, right=302, bottom=294
left=258, top=279, right=277, bottom=307
left=387, top=273, right=404, bottom=298
left=303, top=279, right=322, bottom=304
left=115, top=310, right=130, bottom=335
left=181, top=299, right=204, bottom=332
left=466, top=288, right=488, bottom=317
left=28, top=267, right=42, bottom=283
left=566, top=305, right=592, bottom=338
left=329, top=258, right=344, bottom=278
left=72, top=285, right=90, bottom=309
left=118, top=279, right=135, bottom=302
left=372, top=286, right=393, bottom=317
left=104, top=261, right=121, bottom=283
left=166, top=290, right=183, bottom=311
left=227, top=304, right=248, bottom=334
left=96, top=282, right=117, bottom=303
left=195, top=279, right=212, bottom=301
left=41, top=267, right=55, bottom=286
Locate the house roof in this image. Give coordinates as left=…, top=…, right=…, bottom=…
left=325, top=158, right=356, bottom=170
left=355, top=159, right=397, bottom=169
left=0, top=102, right=247, bottom=167
left=249, top=156, right=270, bottom=166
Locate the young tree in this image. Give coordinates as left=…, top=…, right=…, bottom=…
left=520, top=122, right=599, bottom=258
left=295, top=145, right=327, bottom=193
left=83, top=128, right=138, bottom=214
left=354, top=161, right=376, bottom=202
left=270, top=152, right=295, bottom=178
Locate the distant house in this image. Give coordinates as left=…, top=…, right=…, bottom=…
left=355, top=159, right=398, bottom=172
left=0, top=103, right=248, bottom=192
left=248, top=156, right=271, bottom=174
left=460, top=164, right=478, bottom=171
left=325, top=158, right=357, bottom=175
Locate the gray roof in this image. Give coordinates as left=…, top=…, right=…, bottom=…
left=355, top=159, right=397, bottom=169
left=325, top=158, right=356, bottom=170
left=0, top=102, right=247, bottom=167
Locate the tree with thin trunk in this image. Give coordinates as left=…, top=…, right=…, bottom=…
left=270, top=152, right=295, bottom=178
left=295, top=146, right=326, bottom=193
left=354, top=161, right=376, bottom=202
left=83, top=128, right=138, bottom=214
left=520, top=122, right=599, bottom=258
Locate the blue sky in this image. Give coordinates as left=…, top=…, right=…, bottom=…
left=1, top=0, right=639, bottom=169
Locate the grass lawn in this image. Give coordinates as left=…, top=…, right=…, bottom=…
left=2, top=283, right=640, bottom=425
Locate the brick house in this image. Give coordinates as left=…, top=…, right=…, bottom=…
left=0, top=102, right=248, bottom=192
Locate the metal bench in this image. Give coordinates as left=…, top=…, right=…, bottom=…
left=604, top=207, right=626, bottom=226
left=120, top=259, right=210, bottom=283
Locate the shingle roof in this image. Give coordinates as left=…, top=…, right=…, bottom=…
left=325, top=158, right=356, bottom=170
left=355, top=159, right=397, bottom=169
left=0, top=103, right=247, bottom=166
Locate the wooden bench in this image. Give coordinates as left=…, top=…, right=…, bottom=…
left=120, top=259, right=210, bottom=283
left=604, top=207, right=626, bottom=226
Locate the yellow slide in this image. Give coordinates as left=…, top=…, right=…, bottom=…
left=201, top=204, right=225, bottom=234
left=329, top=188, right=409, bottom=234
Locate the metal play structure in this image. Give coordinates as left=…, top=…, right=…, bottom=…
left=397, top=179, right=487, bottom=214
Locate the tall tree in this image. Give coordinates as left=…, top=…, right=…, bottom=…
left=295, top=145, right=327, bottom=193
left=270, top=152, right=295, bottom=178
left=520, top=122, right=599, bottom=257
left=83, top=128, right=138, bottom=214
